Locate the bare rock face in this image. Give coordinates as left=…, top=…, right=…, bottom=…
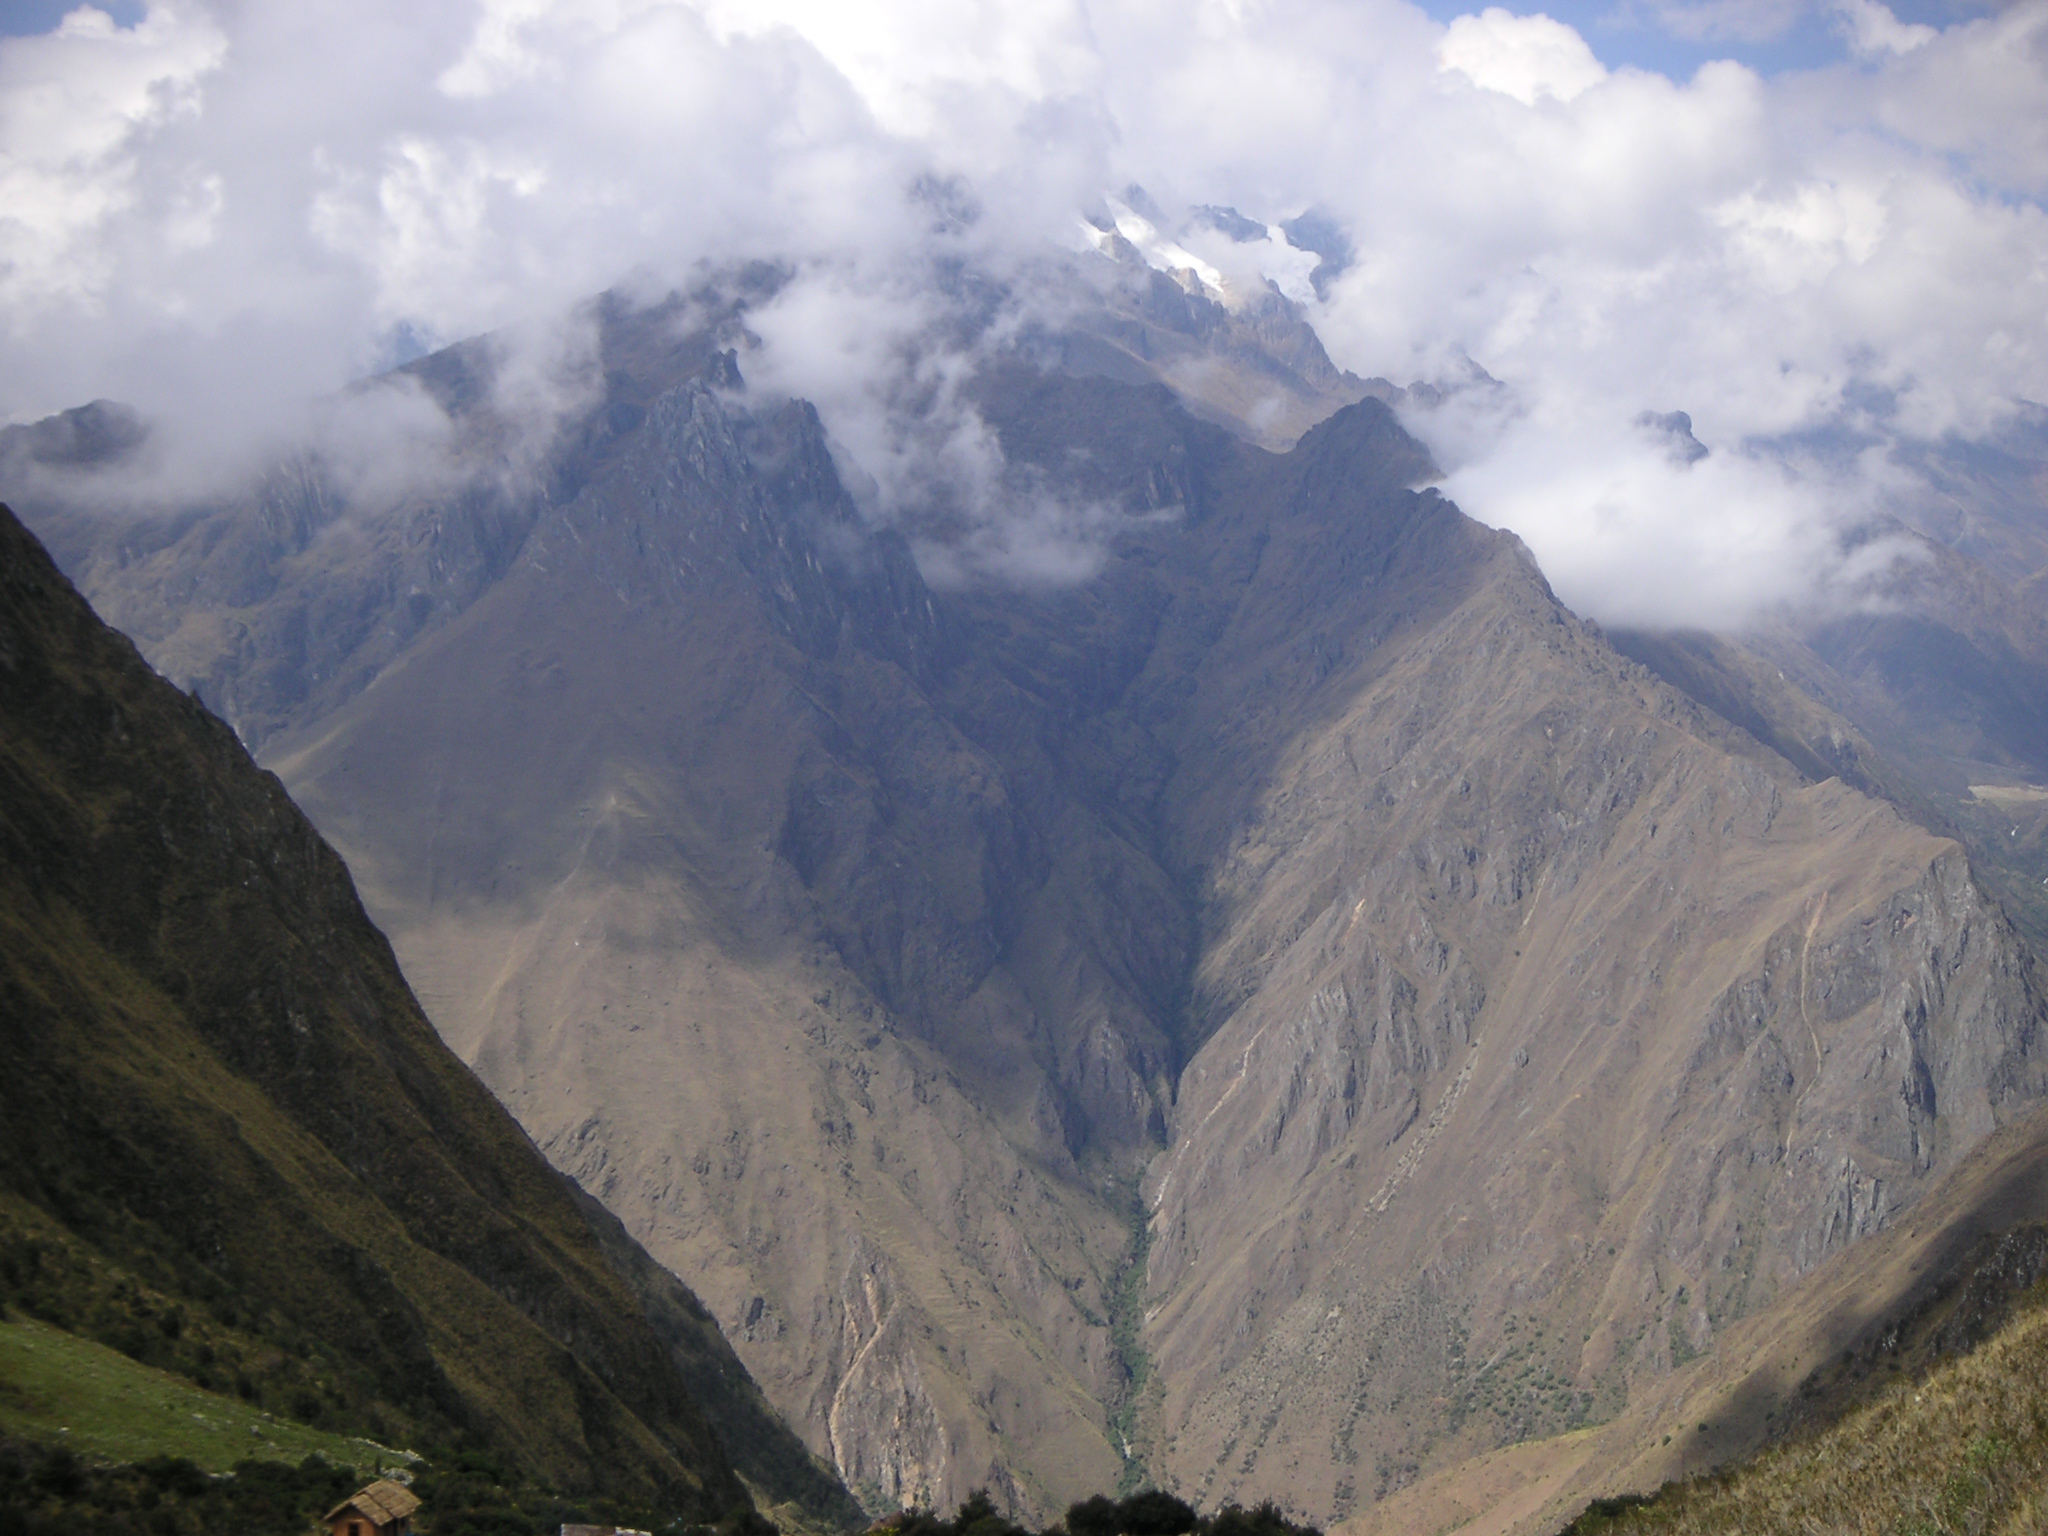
left=1142, top=678, right=2046, bottom=1516
left=13, top=305, right=2048, bottom=1525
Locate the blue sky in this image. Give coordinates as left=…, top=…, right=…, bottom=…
left=1404, top=0, right=1995, bottom=75
left=1, top=0, right=142, bottom=36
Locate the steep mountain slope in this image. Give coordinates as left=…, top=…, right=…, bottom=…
left=0, top=502, right=856, bottom=1529
left=276, top=366, right=2048, bottom=1519
left=12, top=294, right=2048, bottom=1528
left=955, top=379, right=2048, bottom=1517
left=1564, top=1301, right=2048, bottom=1536
left=1347, top=1099, right=2048, bottom=1536
left=261, top=376, right=1157, bottom=1516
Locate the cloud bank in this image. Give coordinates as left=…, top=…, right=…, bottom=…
left=1, top=0, right=2044, bottom=625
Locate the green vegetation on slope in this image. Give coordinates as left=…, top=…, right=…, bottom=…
left=0, top=1439, right=369, bottom=1536
left=0, top=1193, right=420, bottom=1448
left=0, top=1313, right=401, bottom=1473
left=1558, top=1280, right=2048, bottom=1536
left=0, top=1434, right=781, bottom=1536
left=1105, top=1190, right=1158, bottom=1498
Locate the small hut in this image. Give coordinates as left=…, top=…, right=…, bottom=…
left=322, top=1479, right=421, bottom=1536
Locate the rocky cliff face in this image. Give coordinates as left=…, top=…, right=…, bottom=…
left=1139, top=637, right=2047, bottom=1515
left=12, top=297, right=2048, bottom=1525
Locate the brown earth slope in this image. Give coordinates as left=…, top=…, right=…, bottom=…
left=1346, top=1099, right=2048, bottom=1536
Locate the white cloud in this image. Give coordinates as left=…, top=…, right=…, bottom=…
left=739, top=253, right=1135, bottom=587
left=692, top=0, right=1104, bottom=140
left=0, top=0, right=2044, bottom=629
left=1431, top=399, right=1919, bottom=630
left=0, top=4, right=226, bottom=312
left=1439, top=8, right=1609, bottom=103
left=1833, top=0, right=1936, bottom=58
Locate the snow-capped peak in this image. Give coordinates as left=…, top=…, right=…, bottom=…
left=1079, top=195, right=1334, bottom=311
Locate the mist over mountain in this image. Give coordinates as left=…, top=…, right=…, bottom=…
left=4, top=0, right=2046, bottom=633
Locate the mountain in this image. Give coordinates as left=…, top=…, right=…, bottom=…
left=960, top=373, right=2048, bottom=1519
left=1348, top=1097, right=2048, bottom=1535
left=0, top=501, right=860, bottom=1530
left=1034, top=240, right=1379, bottom=450
left=1596, top=407, right=2048, bottom=950
left=10, top=278, right=2048, bottom=1527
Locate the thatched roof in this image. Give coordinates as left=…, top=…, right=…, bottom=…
left=323, top=1480, right=421, bottom=1527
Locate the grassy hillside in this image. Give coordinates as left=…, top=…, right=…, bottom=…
left=0, top=1311, right=400, bottom=1473
left=0, top=500, right=854, bottom=1527
left=1559, top=1277, right=2048, bottom=1535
